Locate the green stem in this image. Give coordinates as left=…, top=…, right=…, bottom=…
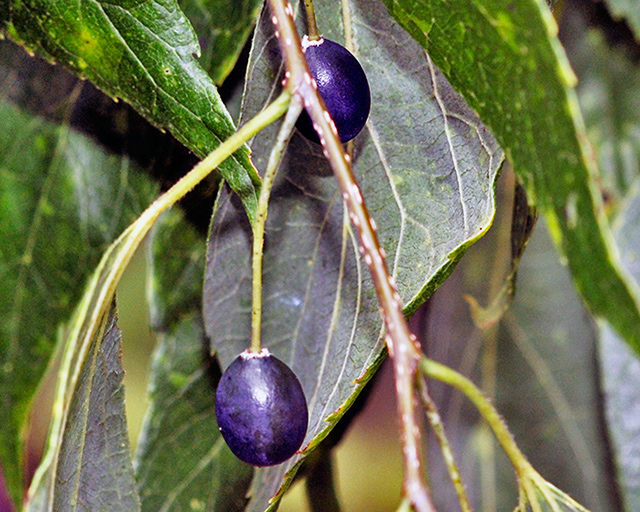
left=303, top=0, right=320, bottom=40
left=250, top=94, right=303, bottom=352
left=417, top=378, right=472, bottom=512
left=151, top=91, right=290, bottom=217
left=396, top=500, right=414, bottom=512
left=419, top=357, right=532, bottom=476
left=420, top=360, right=592, bottom=512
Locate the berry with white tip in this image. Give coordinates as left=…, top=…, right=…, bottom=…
left=215, top=349, right=308, bottom=466
left=296, top=37, right=371, bottom=143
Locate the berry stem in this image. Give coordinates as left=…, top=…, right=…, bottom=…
left=267, top=1, right=435, bottom=510
left=27, top=91, right=292, bottom=503
left=303, top=0, right=321, bottom=40
left=251, top=95, right=304, bottom=353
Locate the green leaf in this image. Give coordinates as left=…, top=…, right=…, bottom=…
left=179, top=0, right=263, bottom=84
left=134, top=207, right=253, bottom=512
left=19, top=59, right=287, bottom=512
left=21, top=115, right=217, bottom=512
left=204, top=1, right=504, bottom=508
left=381, top=0, right=640, bottom=352
left=0, top=45, right=157, bottom=506
left=563, top=9, right=640, bottom=509
left=1, top=0, right=260, bottom=219
left=146, top=209, right=209, bottom=331
left=496, top=226, right=616, bottom=511
left=26, top=304, right=140, bottom=512
left=425, top=219, right=617, bottom=511
left=20, top=80, right=280, bottom=512
left=602, top=0, right=640, bottom=42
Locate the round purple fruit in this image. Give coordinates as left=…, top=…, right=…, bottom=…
left=215, top=349, right=308, bottom=466
left=296, top=37, right=371, bottom=143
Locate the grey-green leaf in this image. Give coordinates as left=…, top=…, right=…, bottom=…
left=26, top=304, right=140, bottom=512
left=599, top=324, right=640, bottom=511
left=381, top=0, right=640, bottom=352
left=0, top=43, right=157, bottom=507
left=134, top=207, right=253, bottom=512
left=204, top=0, right=503, bottom=508
left=563, top=8, right=640, bottom=509
left=563, top=9, right=640, bottom=205
left=1, top=0, right=259, bottom=219
left=55, top=304, right=140, bottom=512
left=599, top=182, right=640, bottom=511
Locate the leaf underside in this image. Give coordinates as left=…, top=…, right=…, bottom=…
left=55, top=305, right=140, bottom=511
left=426, top=219, right=619, bottom=511
left=204, top=0, right=504, bottom=509
left=25, top=305, right=140, bottom=512
left=598, top=185, right=640, bottom=511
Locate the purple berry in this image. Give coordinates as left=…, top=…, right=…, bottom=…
left=215, top=349, right=308, bottom=466
left=296, top=37, right=371, bottom=143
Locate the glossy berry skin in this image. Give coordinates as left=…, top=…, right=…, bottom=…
left=296, top=37, right=371, bottom=143
left=215, top=349, right=308, bottom=467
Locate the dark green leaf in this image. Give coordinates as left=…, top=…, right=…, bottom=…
left=179, top=0, right=263, bottom=84
left=26, top=304, right=140, bottom=512
left=0, top=45, right=157, bottom=506
left=204, top=1, right=504, bottom=508
left=1, top=0, right=260, bottom=219
left=134, top=207, right=253, bottom=512
left=381, top=0, right=640, bottom=352
left=146, top=209, right=208, bottom=331
left=563, top=8, right=640, bottom=509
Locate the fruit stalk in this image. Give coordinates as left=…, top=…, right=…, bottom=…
left=303, top=0, right=320, bottom=40
left=266, top=0, right=436, bottom=510
left=251, top=95, right=304, bottom=352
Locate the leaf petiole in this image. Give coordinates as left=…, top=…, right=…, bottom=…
left=419, top=356, right=591, bottom=512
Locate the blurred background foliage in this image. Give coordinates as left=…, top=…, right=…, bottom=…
left=2, top=0, right=640, bottom=510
